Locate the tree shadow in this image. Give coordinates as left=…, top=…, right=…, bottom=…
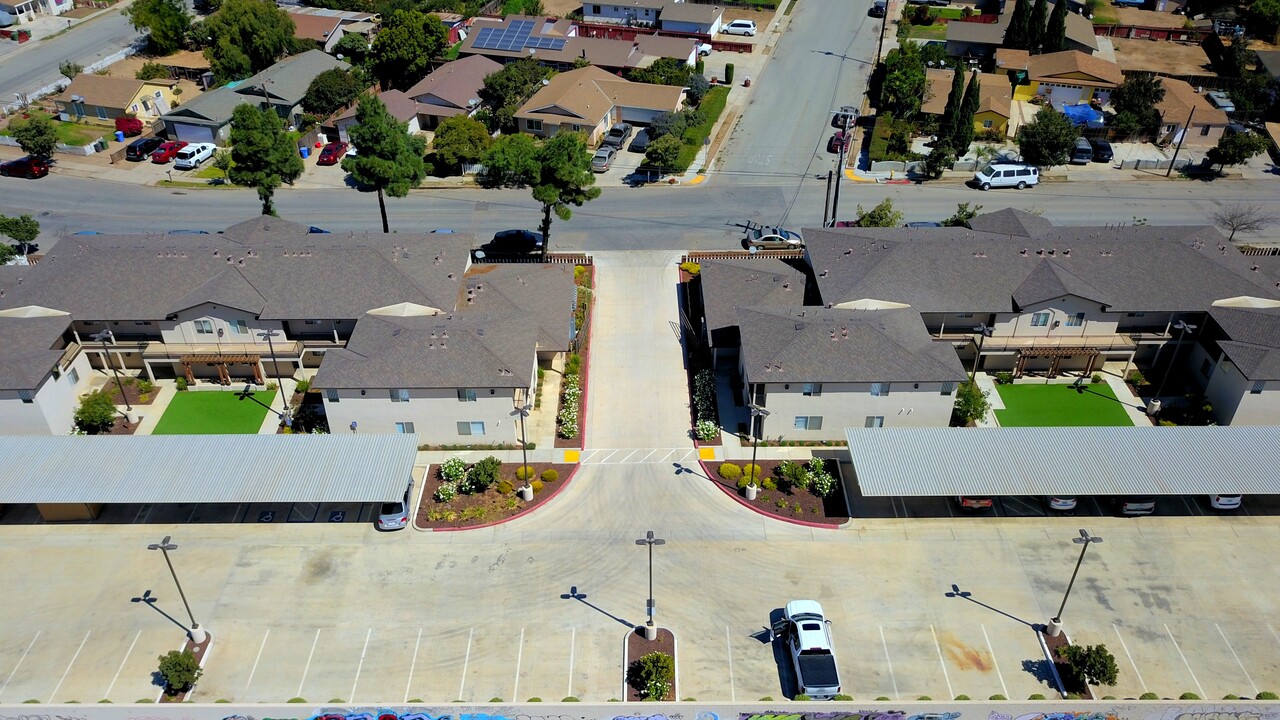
left=1021, top=657, right=1056, bottom=685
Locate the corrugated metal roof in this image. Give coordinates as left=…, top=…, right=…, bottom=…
left=0, top=434, right=418, bottom=504
left=844, top=426, right=1280, bottom=497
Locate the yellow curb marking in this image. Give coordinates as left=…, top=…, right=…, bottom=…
left=699, top=447, right=717, bottom=460
left=688, top=175, right=707, bottom=185
left=845, top=169, right=877, bottom=182
left=564, top=449, right=580, bottom=463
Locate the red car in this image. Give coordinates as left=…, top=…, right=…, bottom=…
left=0, top=156, right=50, bottom=179
left=317, top=141, right=348, bottom=165
left=827, top=130, right=851, bottom=154
left=151, top=141, right=188, bottom=164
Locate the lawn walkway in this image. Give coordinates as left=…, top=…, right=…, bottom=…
left=994, top=382, right=1134, bottom=427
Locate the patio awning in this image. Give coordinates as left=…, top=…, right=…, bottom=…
left=1018, top=347, right=1100, bottom=358
left=844, top=426, right=1280, bottom=497
left=0, top=434, right=419, bottom=504
left=182, top=353, right=259, bottom=364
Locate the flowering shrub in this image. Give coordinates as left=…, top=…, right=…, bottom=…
left=808, top=457, right=836, bottom=497
left=434, top=481, right=458, bottom=502
left=696, top=419, right=719, bottom=441
left=462, top=455, right=501, bottom=494
left=439, top=457, right=468, bottom=484
left=777, top=460, right=809, bottom=491
left=558, top=373, right=582, bottom=438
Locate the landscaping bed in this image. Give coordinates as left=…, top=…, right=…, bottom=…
left=1041, top=630, right=1095, bottom=699
left=554, top=265, right=593, bottom=448
left=625, top=627, right=676, bottom=702
left=103, top=377, right=157, bottom=406
left=707, top=458, right=848, bottom=525
left=414, top=461, right=575, bottom=529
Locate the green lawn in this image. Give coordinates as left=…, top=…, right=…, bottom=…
left=152, top=390, right=276, bottom=435
left=678, top=85, right=730, bottom=172
left=994, top=383, right=1134, bottom=427
left=905, top=23, right=948, bottom=40
left=0, top=112, right=108, bottom=146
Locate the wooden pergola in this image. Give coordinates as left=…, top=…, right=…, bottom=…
left=180, top=354, right=264, bottom=386
left=1013, top=346, right=1100, bottom=379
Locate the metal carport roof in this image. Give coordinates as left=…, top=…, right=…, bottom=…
left=0, top=434, right=419, bottom=504
left=844, top=426, right=1280, bottom=497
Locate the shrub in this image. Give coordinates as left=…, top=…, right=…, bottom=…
left=693, top=369, right=717, bottom=423
left=833, top=694, right=853, bottom=701
left=995, top=371, right=1015, bottom=384
left=1090, top=372, right=1103, bottom=384
left=175, top=377, right=188, bottom=391
left=329, top=698, right=345, bottom=703
left=287, top=697, right=307, bottom=703
left=1139, top=692, right=1159, bottom=700
left=796, top=694, right=812, bottom=700
left=955, top=694, right=970, bottom=700
left=157, top=649, right=202, bottom=693
left=74, top=390, right=117, bottom=434
left=808, top=457, right=836, bottom=497
left=725, top=63, right=735, bottom=85
left=989, top=694, right=1006, bottom=700
left=740, top=475, right=758, bottom=490
left=917, top=696, right=932, bottom=701
left=515, top=465, right=535, bottom=481
left=439, top=456, right=468, bottom=484
left=136, top=62, right=171, bottom=80
left=876, top=696, right=892, bottom=701
left=531, top=479, right=544, bottom=493
left=778, top=460, right=810, bottom=491
left=1102, top=696, right=1116, bottom=700
left=1180, top=693, right=1201, bottom=700
left=137, top=378, right=155, bottom=394
left=136, top=699, right=154, bottom=703
left=760, top=696, right=774, bottom=702
left=1127, top=369, right=1148, bottom=386
left=562, top=696, right=580, bottom=702
left=680, top=260, right=701, bottom=276
left=294, top=378, right=311, bottom=393
left=489, top=697, right=504, bottom=702
left=566, top=353, right=582, bottom=376
left=1028, top=694, right=1046, bottom=700
left=718, top=462, right=742, bottom=480
left=696, top=419, right=719, bottom=441
left=496, top=480, right=514, bottom=494
left=464, top=455, right=501, bottom=493
left=558, top=373, right=582, bottom=438
left=761, top=477, right=777, bottom=491
left=1058, top=643, right=1119, bottom=687
left=527, top=697, right=541, bottom=702
left=540, top=469, right=558, bottom=482
left=1258, top=691, right=1279, bottom=699
left=742, top=463, right=763, bottom=484
left=627, top=651, right=675, bottom=701
left=433, top=482, right=458, bottom=502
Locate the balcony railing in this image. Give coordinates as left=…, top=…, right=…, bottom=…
left=935, top=333, right=1139, bottom=352
left=89, top=340, right=305, bottom=359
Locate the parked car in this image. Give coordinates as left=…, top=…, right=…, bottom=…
left=956, top=496, right=994, bottom=510
left=1209, top=494, right=1242, bottom=510
left=484, top=229, right=545, bottom=254
left=591, top=146, right=616, bottom=172
left=317, top=141, right=348, bottom=165
left=126, top=136, right=163, bottom=162
left=827, top=131, right=851, bottom=153
left=628, top=128, right=651, bottom=153
left=1118, top=496, right=1156, bottom=516
left=1112, top=0, right=1143, bottom=6
left=602, top=123, right=633, bottom=149
left=869, top=0, right=887, bottom=15
left=831, top=105, right=857, bottom=128
left=770, top=600, right=842, bottom=701
left=0, top=156, right=50, bottom=179
left=151, top=141, right=188, bottom=163
left=376, top=481, right=414, bottom=531
left=1069, top=137, right=1093, bottom=164
left=173, top=142, right=216, bottom=170
left=743, top=225, right=803, bottom=252
left=697, top=42, right=713, bottom=56
left=1206, top=91, right=1235, bottom=113
left=973, top=162, right=1039, bottom=190
left=1046, top=496, right=1078, bottom=512
left=721, top=18, right=757, bottom=35
left=1089, top=137, right=1114, bottom=163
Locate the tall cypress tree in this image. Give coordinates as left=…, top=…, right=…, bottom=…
left=937, top=64, right=966, bottom=151
left=1028, top=0, right=1048, bottom=53
left=1044, top=0, right=1069, bottom=53
left=1003, top=0, right=1032, bottom=50
left=952, top=71, right=980, bottom=155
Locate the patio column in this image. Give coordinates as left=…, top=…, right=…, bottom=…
left=182, top=361, right=195, bottom=384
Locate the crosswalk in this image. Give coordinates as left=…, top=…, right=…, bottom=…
left=578, top=447, right=700, bottom=465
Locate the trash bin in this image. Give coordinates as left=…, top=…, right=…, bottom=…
left=300, top=145, right=310, bottom=159
left=114, top=130, right=125, bottom=142
left=95, top=139, right=108, bottom=152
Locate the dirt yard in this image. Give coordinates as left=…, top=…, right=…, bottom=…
left=1112, top=6, right=1188, bottom=27
left=1110, top=36, right=1211, bottom=74
left=541, top=0, right=579, bottom=16
left=100, top=54, right=203, bottom=99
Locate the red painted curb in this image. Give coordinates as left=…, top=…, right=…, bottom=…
left=426, top=462, right=581, bottom=532
left=577, top=263, right=596, bottom=451
left=696, top=458, right=841, bottom=530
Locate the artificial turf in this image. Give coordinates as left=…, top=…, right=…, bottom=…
left=151, top=390, right=276, bottom=435
left=994, top=382, right=1134, bottom=427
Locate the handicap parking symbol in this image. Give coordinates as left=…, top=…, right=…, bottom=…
left=328, top=510, right=347, bottom=523
left=258, top=510, right=275, bottom=522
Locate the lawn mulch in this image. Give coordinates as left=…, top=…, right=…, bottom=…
left=100, top=417, right=140, bottom=435
left=103, top=380, right=157, bottom=406
left=158, top=631, right=212, bottom=703
left=1041, top=630, right=1094, bottom=699
left=414, top=462, right=575, bottom=529
left=706, top=458, right=848, bottom=525
left=625, top=627, right=676, bottom=702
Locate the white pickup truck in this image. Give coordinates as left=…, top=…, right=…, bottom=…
left=770, top=600, right=842, bottom=700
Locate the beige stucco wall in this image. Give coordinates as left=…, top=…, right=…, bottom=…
left=321, top=387, right=523, bottom=442
left=0, top=349, right=92, bottom=435
left=993, top=296, right=1117, bottom=338
left=160, top=303, right=285, bottom=347
left=742, top=380, right=958, bottom=440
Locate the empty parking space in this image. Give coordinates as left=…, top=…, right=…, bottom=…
left=932, top=625, right=1007, bottom=700
left=405, top=627, right=472, bottom=702
left=837, top=617, right=898, bottom=700
left=726, top=622, right=781, bottom=702
left=55, top=626, right=174, bottom=703
left=296, top=626, right=369, bottom=702
left=458, top=626, right=520, bottom=702
left=511, top=627, right=573, bottom=702
left=0, top=629, right=91, bottom=703
left=567, top=627, right=620, bottom=701
left=880, top=622, right=950, bottom=699
left=344, top=627, right=416, bottom=703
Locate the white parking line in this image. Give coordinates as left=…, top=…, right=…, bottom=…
left=981, top=624, right=1008, bottom=700
left=636, top=449, right=658, bottom=464
left=930, top=624, right=954, bottom=699
left=245, top=629, right=270, bottom=691
left=49, top=630, right=91, bottom=703
left=512, top=627, right=525, bottom=701
left=879, top=625, right=900, bottom=700
left=104, top=631, right=141, bottom=699
left=1112, top=623, right=1147, bottom=691
left=727, top=625, right=737, bottom=696
left=458, top=628, right=473, bottom=700
left=1216, top=623, right=1258, bottom=696
left=656, top=449, right=677, bottom=464
left=297, top=628, right=321, bottom=697
left=405, top=628, right=422, bottom=703
left=350, top=627, right=372, bottom=702
left=0, top=630, right=40, bottom=701
left=1165, top=623, right=1205, bottom=700
left=596, top=450, right=620, bottom=464
left=567, top=627, right=576, bottom=699
left=619, top=450, right=640, bottom=464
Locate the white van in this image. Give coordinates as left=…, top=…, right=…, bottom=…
left=721, top=19, right=757, bottom=35
left=973, top=162, right=1039, bottom=190
left=174, top=142, right=216, bottom=170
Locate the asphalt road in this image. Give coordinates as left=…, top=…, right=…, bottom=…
left=0, top=8, right=143, bottom=105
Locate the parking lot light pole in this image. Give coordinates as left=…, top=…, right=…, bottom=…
left=147, top=536, right=207, bottom=643
left=90, top=329, right=138, bottom=424
left=635, top=530, right=665, bottom=641
left=257, top=329, right=290, bottom=426
left=748, top=403, right=769, bottom=497
left=1148, top=320, right=1196, bottom=416
left=513, top=402, right=533, bottom=499
left=1047, top=529, right=1102, bottom=637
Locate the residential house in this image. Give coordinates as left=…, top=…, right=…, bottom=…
left=0, top=0, right=68, bottom=22
left=460, top=15, right=698, bottom=72
left=0, top=307, right=93, bottom=436
left=1154, top=77, right=1230, bottom=147
left=287, top=7, right=379, bottom=54
left=334, top=89, right=420, bottom=142
left=1188, top=297, right=1280, bottom=426
left=802, top=212, right=1280, bottom=381
left=431, top=12, right=469, bottom=44
left=735, top=306, right=967, bottom=440
left=161, top=50, right=347, bottom=144
left=161, top=50, right=214, bottom=84
left=697, top=257, right=808, bottom=363
left=402, top=55, right=502, bottom=130
left=581, top=0, right=666, bottom=25
left=1257, top=50, right=1280, bottom=82
left=515, top=65, right=684, bottom=142
left=657, top=0, right=723, bottom=34
left=920, top=68, right=1014, bottom=137
left=946, top=2, right=1097, bottom=60
left=453, top=263, right=580, bottom=356
left=997, top=49, right=1122, bottom=109
left=54, top=75, right=179, bottom=122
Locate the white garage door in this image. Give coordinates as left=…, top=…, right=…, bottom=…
left=618, top=107, right=666, bottom=124
left=1046, top=85, right=1085, bottom=109
left=172, top=122, right=215, bottom=144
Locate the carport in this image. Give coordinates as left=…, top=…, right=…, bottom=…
left=843, top=426, right=1280, bottom=497
left=0, top=434, right=418, bottom=521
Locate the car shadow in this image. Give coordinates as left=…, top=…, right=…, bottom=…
left=767, top=607, right=797, bottom=699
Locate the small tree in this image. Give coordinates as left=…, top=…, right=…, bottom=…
left=480, top=133, right=540, bottom=188
left=156, top=650, right=203, bottom=693
left=1059, top=644, right=1119, bottom=687
left=126, top=0, right=191, bottom=55
left=951, top=71, right=979, bottom=156
left=853, top=198, right=904, bottom=227
left=1015, top=107, right=1076, bottom=167
left=342, top=94, right=427, bottom=233
left=1206, top=130, right=1270, bottom=171
left=644, top=133, right=684, bottom=174
left=135, top=62, right=171, bottom=80
left=531, top=132, right=600, bottom=258
left=626, top=651, right=674, bottom=701
left=211, top=148, right=233, bottom=181
left=202, top=0, right=297, bottom=81
left=301, top=68, right=362, bottom=117
left=937, top=65, right=966, bottom=150
left=10, top=113, right=58, bottom=160
left=59, top=60, right=84, bottom=80
left=1107, top=74, right=1164, bottom=139
left=648, top=111, right=687, bottom=140
left=431, top=114, right=492, bottom=172
left=478, top=58, right=554, bottom=133
left=880, top=43, right=926, bottom=119
left=74, top=390, right=118, bottom=434
left=942, top=202, right=983, bottom=228
left=922, top=144, right=956, bottom=179
left=1211, top=202, right=1279, bottom=242
left=333, top=32, right=370, bottom=65
left=952, top=380, right=990, bottom=425
left=370, top=9, right=448, bottom=91
left=0, top=213, right=41, bottom=257
left=685, top=72, right=710, bottom=106
left=228, top=104, right=304, bottom=216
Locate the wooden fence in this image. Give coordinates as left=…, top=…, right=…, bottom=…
left=471, top=252, right=594, bottom=265
left=1091, top=23, right=1211, bottom=42
left=682, top=250, right=803, bottom=262
left=573, top=21, right=754, bottom=52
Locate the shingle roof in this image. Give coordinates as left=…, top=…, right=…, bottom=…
left=0, top=217, right=474, bottom=322
left=161, top=85, right=243, bottom=124
left=1011, top=257, right=1112, bottom=308
left=659, top=0, right=722, bottom=23
left=290, top=12, right=342, bottom=42
left=804, top=224, right=1280, bottom=313
left=55, top=75, right=172, bottom=110
left=455, top=263, right=578, bottom=350
left=311, top=313, right=536, bottom=389
left=0, top=314, right=71, bottom=391
left=1026, top=50, right=1122, bottom=86
left=460, top=15, right=692, bottom=69
left=948, top=3, right=1096, bottom=52
left=1209, top=304, right=1280, bottom=380
left=1155, top=78, right=1230, bottom=127
left=516, top=65, right=683, bottom=126
left=966, top=208, right=1055, bottom=237
left=241, top=50, right=347, bottom=105
left=737, top=306, right=966, bottom=384
left=404, top=55, right=502, bottom=112
left=699, top=258, right=806, bottom=338
left=336, top=89, right=418, bottom=123
left=922, top=69, right=1011, bottom=118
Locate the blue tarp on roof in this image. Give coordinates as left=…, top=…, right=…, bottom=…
left=1062, top=103, right=1104, bottom=128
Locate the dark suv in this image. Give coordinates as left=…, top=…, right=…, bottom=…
left=126, top=136, right=163, bottom=162
left=484, top=229, right=545, bottom=254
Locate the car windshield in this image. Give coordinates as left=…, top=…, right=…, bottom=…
left=380, top=502, right=403, bottom=514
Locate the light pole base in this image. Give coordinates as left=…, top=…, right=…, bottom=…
left=745, top=484, right=759, bottom=500
left=126, top=410, right=139, bottom=424
left=1145, top=399, right=1162, bottom=417
left=1046, top=618, right=1063, bottom=637
left=189, top=626, right=208, bottom=644
left=642, top=623, right=657, bottom=641
left=519, top=485, right=534, bottom=501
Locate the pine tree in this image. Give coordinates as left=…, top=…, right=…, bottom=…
left=952, top=71, right=980, bottom=157
left=228, top=104, right=303, bottom=216
left=936, top=64, right=966, bottom=153
left=341, top=95, right=427, bottom=233
left=1028, top=0, right=1048, bottom=53
left=1044, top=0, right=1069, bottom=53
left=1003, top=0, right=1032, bottom=50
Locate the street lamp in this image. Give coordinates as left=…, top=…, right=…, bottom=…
left=748, top=402, right=770, bottom=497
left=970, top=323, right=993, bottom=382
left=257, top=329, right=290, bottom=425
left=635, top=530, right=666, bottom=641
left=1149, top=320, right=1196, bottom=416
left=512, top=402, right=533, bottom=499
left=90, top=329, right=137, bottom=424
left=1046, top=529, right=1102, bottom=637
left=147, top=536, right=207, bottom=643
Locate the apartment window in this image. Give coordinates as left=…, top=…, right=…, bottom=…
left=326, top=388, right=339, bottom=402
left=940, top=382, right=955, bottom=396
left=1251, top=381, right=1265, bottom=394
left=395, top=422, right=415, bottom=433
left=793, top=416, right=823, bottom=431
left=1065, top=312, right=1085, bottom=327
left=390, top=388, right=410, bottom=402
left=19, top=389, right=33, bottom=404
left=592, top=3, right=600, bottom=11
left=194, top=319, right=214, bottom=334
left=527, top=119, right=543, bottom=131
left=457, top=388, right=477, bottom=402
left=230, top=319, right=248, bottom=335
left=131, top=103, right=139, bottom=113
left=67, top=367, right=80, bottom=385
left=1030, top=312, right=1051, bottom=327
left=869, top=382, right=889, bottom=396
left=864, top=416, right=884, bottom=428
left=457, top=421, right=486, bottom=435
left=1200, top=358, right=1212, bottom=377
left=802, top=383, right=822, bottom=397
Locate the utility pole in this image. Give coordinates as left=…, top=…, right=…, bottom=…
left=1165, top=105, right=1194, bottom=178
left=830, top=110, right=856, bottom=227
left=822, top=170, right=833, bottom=227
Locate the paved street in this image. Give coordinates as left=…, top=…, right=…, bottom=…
left=0, top=8, right=143, bottom=106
